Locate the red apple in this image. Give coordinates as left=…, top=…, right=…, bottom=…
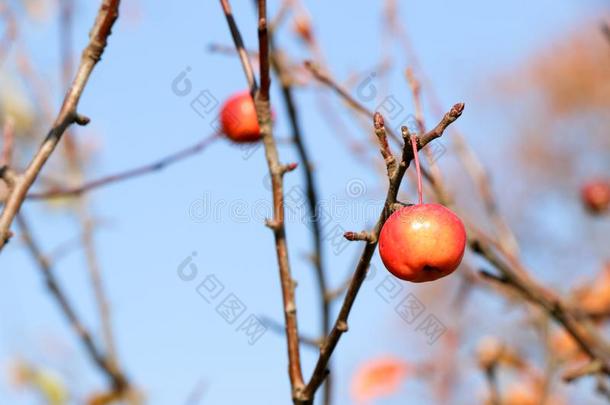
left=220, top=91, right=261, bottom=143
left=581, top=179, right=610, bottom=214
left=378, top=204, right=466, bottom=282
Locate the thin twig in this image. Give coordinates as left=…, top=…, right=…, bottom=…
left=208, top=42, right=259, bottom=58
left=0, top=3, right=16, bottom=66
left=304, top=60, right=439, bottom=186
left=0, top=0, right=122, bottom=252
left=269, top=0, right=294, bottom=31
left=405, top=68, right=451, bottom=204
left=26, top=133, right=219, bottom=200
left=1, top=117, right=15, bottom=167
left=48, top=221, right=109, bottom=262
left=16, top=213, right=129, bottom=392
left=257, top=1, right=270, bottom=100
left=563, top=360, right=604, bottom=383
left=453, top=134, right=519, bottom=256
left=82, top=217, right=118, bottom=367
left=304, top=61, right=400, bottom=145
left=60, top=0, right=75, bottom=91
left=219, top=0, right=257, bottom=95
left=343, top=231, right=375, bottom=243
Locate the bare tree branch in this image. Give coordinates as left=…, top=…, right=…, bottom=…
left=219, top=0, right=258, bottom=95
left=256, top=0, right=306, bottom=399
left=219, top=0, right=307, bottom=400
left=16, top=213, right=129, bottom=393
left=0, top=0, right=122, bottom=252
left=26, top=133, right=219, bottom=201
left=270, top=38, right=334, bottom=404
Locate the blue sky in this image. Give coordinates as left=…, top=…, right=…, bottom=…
left=0, top=0, right=608, bottom=404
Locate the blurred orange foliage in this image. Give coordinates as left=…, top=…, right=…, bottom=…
left=350, top=356, right=410, bottom=404
left=510, top=21, right=610, bottom=115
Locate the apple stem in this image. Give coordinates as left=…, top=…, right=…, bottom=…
left=410, top=135, right=423, bottom=205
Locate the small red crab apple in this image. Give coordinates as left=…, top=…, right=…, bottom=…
left=580, top=178, right=610, bottom=215
left=220, top=91, right=262, bottom=143
left=378, top=136, right=466, bottom=282
left=379, top=204, right=466, bottom=282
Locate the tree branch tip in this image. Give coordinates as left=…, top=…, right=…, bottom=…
left=343, top=231, right=374, bottom=243
left=74, top=113, right=91, bottom=126
left=405, top=67, right=420, bottom=89
left=374, top=112, right=385, bottom=129
left=400, top=126, right=411, bottom=139
left=450, top=102, right=465, bottom=118
left=280, top=162, right=298, bottom=174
